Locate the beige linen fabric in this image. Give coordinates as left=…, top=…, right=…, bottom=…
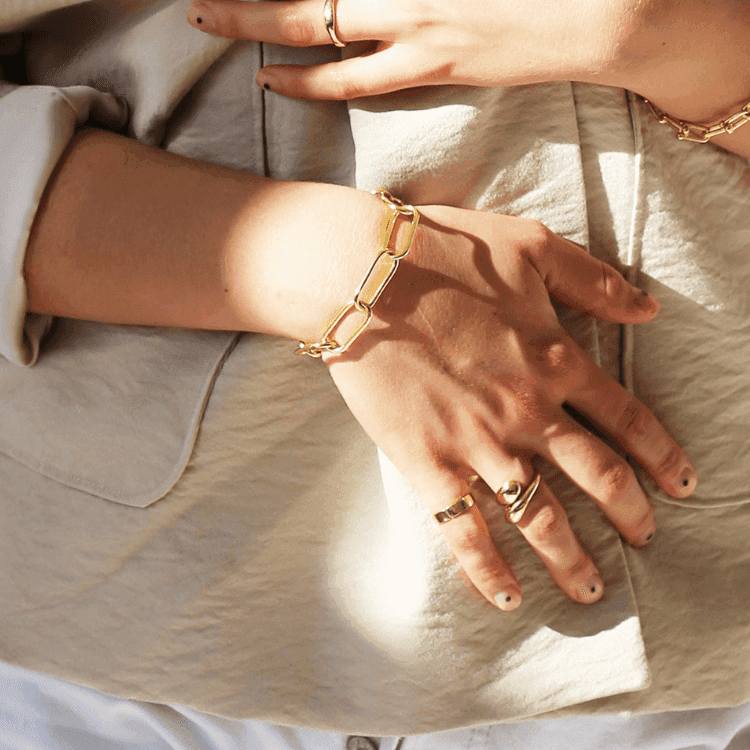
left=0, top=0, right=749, bottom=736
left=349, top=82, right=750, bottom=722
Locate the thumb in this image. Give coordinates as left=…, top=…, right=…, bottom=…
left=530, top=235, right=659, bottom=324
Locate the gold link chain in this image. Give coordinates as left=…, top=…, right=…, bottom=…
left=297, top=190, right=420, bottom=358
left=645, top=97, right=750, bottom=143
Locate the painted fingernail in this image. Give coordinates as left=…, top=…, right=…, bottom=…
left=187, top=2, right=211, bottom=27
left=576, top=574, right=604, bottom=603
left=636, top=528, right=655, bottom=547
left=494, top=589, right=521, bottom=612
left=633, top=291, right=658, bottom=312
left=675, top=465, right=697, bottom=495
left=257, top=73, right=278, bottom=91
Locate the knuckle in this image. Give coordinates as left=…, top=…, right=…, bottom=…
left=617, top=398, right=653, bottom=442
left=221, top=14, right=244, bottom=40
left=449, top=521, right=489, bottom=556
left=599, top=261, right=624, bottom=301
left=470, top=557, right=510, bottom=590
left=518, top=219, right=554, bottom=259
left=561, top=551, right=591, bottom=578
left=524, top=503, right=565, bottom=544
left=278, top=11, right=318, bottom=46
left=325, top=70, right=364, bottom=100
left=529, top=333, right=579, bottom=381
left=282, top=75, right=311, bottom=99
left=596, top=458, right=634, bottom=501
left=655, top=443, right=686, bottom=480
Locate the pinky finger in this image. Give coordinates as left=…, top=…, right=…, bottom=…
left=256, top=47, right=432, bottom=100
left=431, top=488, right=522, bottom=611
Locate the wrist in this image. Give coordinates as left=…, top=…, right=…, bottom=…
left=224, top=183, right=394, bottom=346
left=296, top=190, right=421, bottom=360
left=641, top=93, right=750, bottom=159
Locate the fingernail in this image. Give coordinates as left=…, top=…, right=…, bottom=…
left=632, top=290, right=658, bottom=312
left=576, top=574, right=604, bottom=603
left=675, top=465, right=697, bottom=496
left=257, top=73, right=278, bottom=92
left=635, top=528, right=655, bottom=547
left=495, top=589, right=521, bottom=611
left=187, top=2, right=211, bottom=27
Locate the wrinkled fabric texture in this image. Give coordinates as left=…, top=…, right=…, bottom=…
left=349, top=82, right=750, bottom=723
left=0, top=0, right=749, bottom=737
left=4, top=660, right=750, bottom=750
left=0, top=83, right=125, bottom=364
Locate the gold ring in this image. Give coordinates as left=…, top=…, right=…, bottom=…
left=434, top=494, right=475, bottom=524
left=496, top=472, right=542, bottom=524
left=323, top=0, right=346, bottom=47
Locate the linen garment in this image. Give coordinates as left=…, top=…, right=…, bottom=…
left=4, top=660, right=750, bottom=750
left=0, top=0, right=749, bottom=737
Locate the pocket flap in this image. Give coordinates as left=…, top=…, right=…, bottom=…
left=0, top=319, right=238, bottom=506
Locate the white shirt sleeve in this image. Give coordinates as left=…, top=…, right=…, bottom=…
left=0, top=83, right=127, bottom=365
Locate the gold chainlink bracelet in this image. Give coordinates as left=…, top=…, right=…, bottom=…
left=296, top=190, right=420, bottom=358
left=644, top=96, right=750, bottom=143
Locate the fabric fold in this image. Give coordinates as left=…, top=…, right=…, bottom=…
left=0, top=84, right=127, bottom=365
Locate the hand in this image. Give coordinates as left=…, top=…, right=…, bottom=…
left=29, top=131, right=695, bottom=610
left=317, top=203, right=696, bottom=610
left=186, top=0, right=750, bottom=119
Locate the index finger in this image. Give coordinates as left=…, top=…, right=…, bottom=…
left=186, top=0, right=381, bottom=46
left=568, top=362, right=697, bottom=499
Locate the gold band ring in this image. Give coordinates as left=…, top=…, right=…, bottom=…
left=434, top=493, right=475, bottom=524
left=496, top=472, right=542, bottom=524
left=323, top=0, right=346, bottom=47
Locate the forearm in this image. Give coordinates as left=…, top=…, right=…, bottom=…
left=24, top=128, right=385, bottom=341
left=597, top=0, right=750, bottom=158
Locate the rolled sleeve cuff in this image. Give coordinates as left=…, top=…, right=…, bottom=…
left=0, top=84, right=127, bottom=365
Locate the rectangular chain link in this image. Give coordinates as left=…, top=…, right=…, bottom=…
left=645, top=97, right=750, bottom=143
left=297, top=190, right=421, bottom=358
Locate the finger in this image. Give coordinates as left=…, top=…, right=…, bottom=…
left=567, top=364, right=697, bottom=498
left=541, top=410, right=657, bottom=547
left=522, top=224, right=660, bottom=324
left=429, top=476, right=522, bottom=611
left=474, top=458, right=604, bottom=604
left=186, top=0, right=382, bottom=46
left=256, top=47, right=432, bottom=100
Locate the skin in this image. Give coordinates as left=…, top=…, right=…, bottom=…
left=26, top=130, right=697, bottom=611
left=186, top=0, right=750, bottom=158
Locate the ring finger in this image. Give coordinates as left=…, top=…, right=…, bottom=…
left=473, top=456, right=605, bottom=604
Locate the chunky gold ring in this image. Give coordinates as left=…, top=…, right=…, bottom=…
left=434, top=494, right=475, bottom=524
left=496, top=472, right=542, bottom=524
left=323, top=0, right=346, bottom=47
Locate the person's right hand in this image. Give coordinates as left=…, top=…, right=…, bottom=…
left=187, top=0, right=750, bottom=157
left=186, top=0, right=750, bottom=117
left=312, top=198, right=698, bottom=611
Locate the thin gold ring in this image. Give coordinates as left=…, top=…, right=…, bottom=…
left=496, top=472, right=542, bottom=524
left=434, top=494, right=475, bottom=524
left=323, top=0, right=346, bottom=47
